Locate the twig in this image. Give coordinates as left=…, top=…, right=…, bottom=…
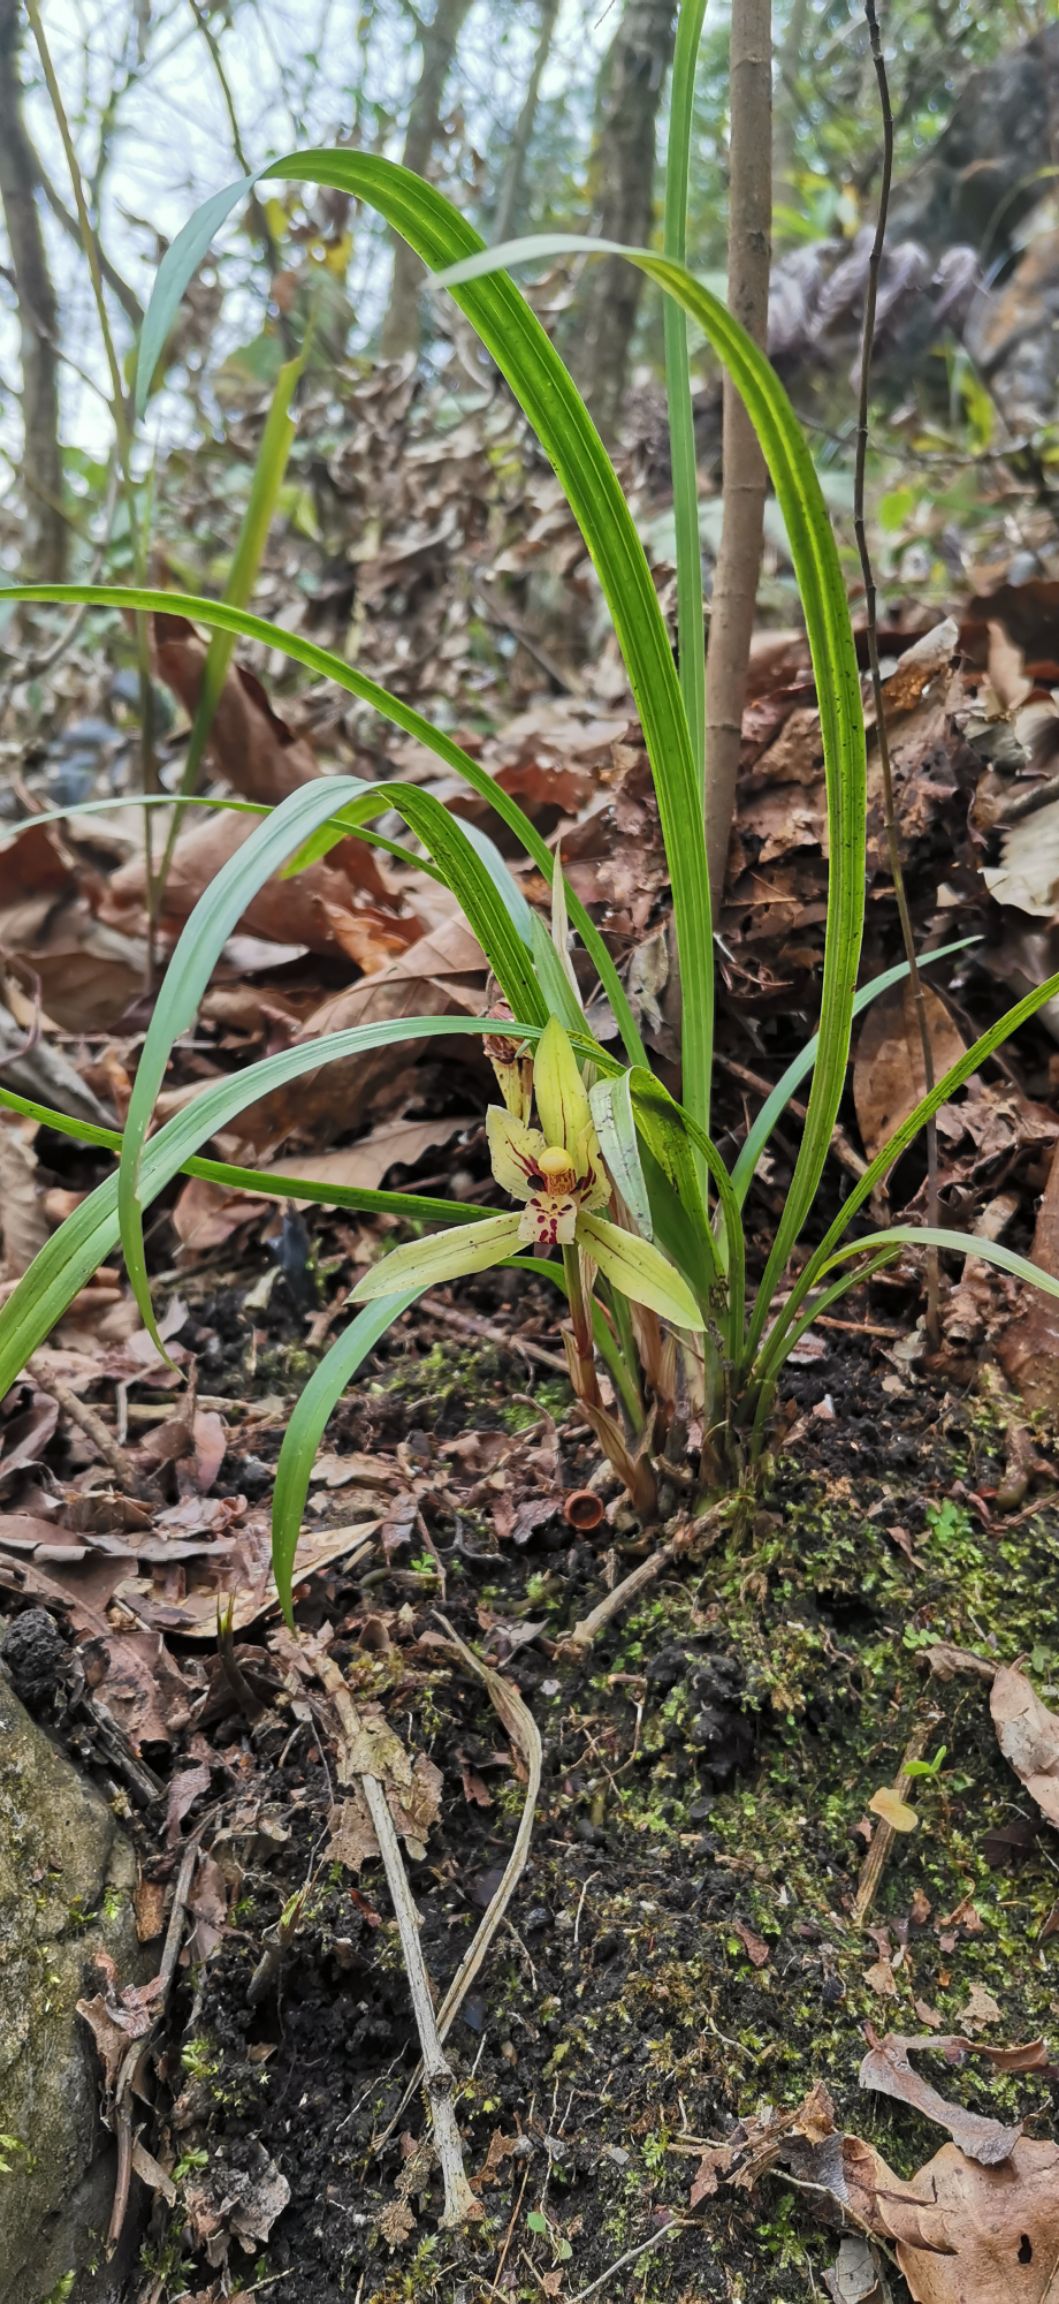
left=853, top=0, right=941, bottom=1348
left=108, top=1837, right=199, bottom=2249
left=375, top=1613, right=542, bottom=2148
left=718, top=1053, right=868, bottom=1183
left=303, top=1634, right=480, bottom=2226
left=25, top=0, right=160, bottom=975
left=0, top=454, right=121, bottom=712
left=851, top=1720, right=930, bottom=1927
left=425, top=1296, right=569, bottom=1375
left=562, top=1512, right=722, bottom=1654
left=45, top=1374, right=143, bottom=1492
left=568, top=2219, right=683, bottom=2302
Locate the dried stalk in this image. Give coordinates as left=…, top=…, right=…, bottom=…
left=853, top=0, right=941, bottom=1347
left=705, top=0, right=772, bottom=909
left=24, top=0, right=160, bottom=972
left=851, top=1720, right=929, bottom=1927
left=107, top=1838, right=199, bottom=2249
left=375, top=1612, right=542, bottom=2149
left=304, top=1634, right=479, bottom=2225
left=563, top=1510, right=722, bottom=1653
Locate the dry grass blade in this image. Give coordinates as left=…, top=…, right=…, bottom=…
left=302, top=1632, right=480, bottom=2226
left=429, top=1612, right=542, bottom=2040
left=375, top=1611, right=543, bottom=2153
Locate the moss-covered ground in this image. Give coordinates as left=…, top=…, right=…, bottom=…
left=132, top=1315, right=1059, bottom=2302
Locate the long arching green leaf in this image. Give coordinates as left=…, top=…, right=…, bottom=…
left=755, top=965, right=1059, bottom=1378
left=730, top=935, right=980, bottom=1208
left=0, top=1014, right=541, bottom=1395
left=0, top=582, right=644, bottom=1070
left=136, top=173, right=258, bottom=411
left=128, top=153, right=711, bottom=1143
left=0, top=1082, right=490, bottom=1229
left=664, top=0, right=709, bottom=794
left=437, top=232, right=866, bottom=1340
left=117, top=774, right=546, bottom=1350
left=272, top=1289, right=421, bottom=1626
left=757, top=1226, right=1059, bottom=1401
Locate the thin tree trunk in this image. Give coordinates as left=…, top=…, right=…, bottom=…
left=0, top=0, right=66, bottom=580
left=572, top=0, right=678, bottom=441
left=494, top=0, right=560, bottom=245
left=381, top=0, right=474, bottom=359
left=705, top=0, right=772, bottom=911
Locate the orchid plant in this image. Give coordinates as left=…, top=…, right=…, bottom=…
left=2, top=4, right=1059, bottom=1625
left=354, top=1018, right=702, bottom=1331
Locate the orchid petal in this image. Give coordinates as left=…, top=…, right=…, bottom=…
left=534, top=1015, right=593, bottom=1161
left=351, top=1210, right=522, bottom=1300
left=486, top=1106, right=547, bottom=1201
left=577, top=1211, right=705, bottom=1330
left=519, top=1191, right=579, bottom=1248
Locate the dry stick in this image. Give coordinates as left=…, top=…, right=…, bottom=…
left=853, top=0, right=941, bottom=1350
left=850, top=1719, right=930, bottom=1928
left=303, top=1634, right=480, bottom=2226
left=568, top=2219, right=686, bottom=2303
left=563, top=1510, right=723, bottom=1654
left=24, top=0, right=160, bottom=978
left=375, top=1613, right=542, bottom=2149
left=425, top=1295, right=569, bottom=1376
left=107, top=1836, right=199, bottom=2250
left=45, top=1374, right=142, bottom=1492
left=705, top=0, right=772, bottom=911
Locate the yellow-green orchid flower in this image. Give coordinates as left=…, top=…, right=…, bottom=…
left=352, top=1018, right=705, bottom=1332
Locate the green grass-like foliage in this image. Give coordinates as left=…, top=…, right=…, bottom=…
left=2, top=35, right=1059, bottom=1622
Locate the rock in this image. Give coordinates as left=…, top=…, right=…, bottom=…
left=0, top=1665, right=141, bottom=2304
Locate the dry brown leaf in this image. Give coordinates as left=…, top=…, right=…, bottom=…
left=825, top=2236, right=893, bottom=2304
left=184, top=2147, right=291, bottom=2268
left=328, top=1790, right=378, bottom=1874
left=990, top=1664, right=1059, bottom=1827
left=104, top=805, right=416, bottom=964
left=85, top=1628, right=193, bottom=1748
left=77, top=1951, right=165, bottom=2091
left=258, top=1112, right=477, bottom=1197
left=998, top=1136, right=1059, bottom=1411
left=858, top=2032, right=1021, bottom=2166
left=957, top=1983, right=1003, bottom=2033
left=853, top=982, right=967, bottom=1163
left=733, top=1917, right=770, bottom=1968
left=869, top=1785, right=919, bottom=1833
left=152, top=613, right=321, bottom=806
left=889, top=2139, right=1059, bottom=2303
left=0, top=1113, right=48, bottom=1278
left=115, top=1507, right=385, bottom=1637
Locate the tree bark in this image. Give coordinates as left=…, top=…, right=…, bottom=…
left=0, top=0, right=66, bottom=580
left=572, top=0, right=678, bottom=441
left=705, top=0, right=771, bottom=911
left=494, top=0, right=561, bottom=246
left=381, top=0, right=475, bottom=360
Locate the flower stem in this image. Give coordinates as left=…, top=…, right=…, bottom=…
left=562, top=1244, right=603, bottom=1410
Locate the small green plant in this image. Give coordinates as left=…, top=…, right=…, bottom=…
left=173, top=2146, right=209, bottom=2183
left=527, top=2206, right=573, bottom=2264
left=0, top=2134, right=25, bottom=2178
left=2, top=8, right=1059, bottom=1606
left=869, top=1743, right=948, bottom=1834
left=180, top=2036, right=219, bottom=2083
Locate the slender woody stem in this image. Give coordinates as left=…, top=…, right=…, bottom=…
left=854, top=0, right=941, bottom=1347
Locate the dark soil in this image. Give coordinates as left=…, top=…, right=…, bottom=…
left=72, top=1282, right=1059, bottom=2304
